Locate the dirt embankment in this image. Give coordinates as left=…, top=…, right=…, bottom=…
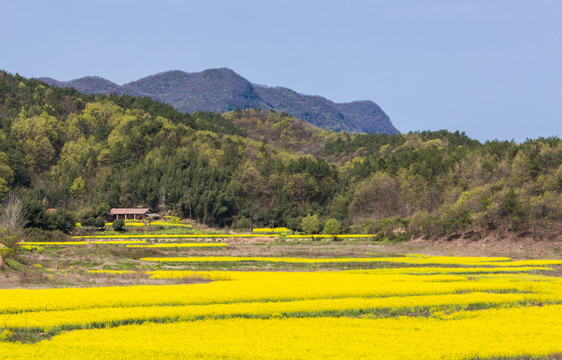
left=392, top=233, right=561, bottom=259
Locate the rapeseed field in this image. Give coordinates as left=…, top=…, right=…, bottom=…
left=0, top=255, right=561, bottom=359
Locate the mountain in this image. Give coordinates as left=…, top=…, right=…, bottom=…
left=39, top=76, right=143, bottom=97
left=39, top=68, right=399, bottom=134
left=253, top=85, right=354, bottom=132
left=335, top=101, right=394, bottom=134
left=123, top=69, right=263, bottom=113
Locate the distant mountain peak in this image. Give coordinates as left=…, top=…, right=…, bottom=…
left=80, top=75, right=113, bottom=81
left=40, top=69, right=399, bottom=134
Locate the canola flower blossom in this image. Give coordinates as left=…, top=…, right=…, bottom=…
left=5, top=271, right=559, bottom=314
left=122, top=221, right=193, bottom=227
left=0, top=305, right=561, bottom=359
left=91, top=266, right=554, bottom=278
left=139, top=254, right=562, bottom=267
left=150, top=221, right=192, bottom=227
left=1, top=290, right=559, bottom=331
left=20, top=240, right=147, bottom=246
left=126, top=243, right=227, bottom=248
left=288, top=234, right=374, bottom=238
left=252, top=227, right=291, bottom=234
left=71, top=234, right=268, bottom=239
left=1, top=255, right=561, bottom=359
left=88, top=270, right=233, bottom=281
left=345, top=266, right=554, bottom=275
left=70, top=233, right=375, bottom=239
left=76, top=221, right=193, bottom=228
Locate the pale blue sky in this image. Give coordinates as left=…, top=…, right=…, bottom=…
left=2, top=0, right=561, bottom=141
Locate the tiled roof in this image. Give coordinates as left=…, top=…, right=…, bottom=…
left=109, top=208, right=150, bottom=215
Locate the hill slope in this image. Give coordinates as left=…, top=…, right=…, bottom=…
left=2, top=71, right=560, bottom=241
left=40, top=68, right=399, bottom=134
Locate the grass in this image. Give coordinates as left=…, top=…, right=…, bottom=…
left=14, top=237, right=562, bottom=283
left=472, top=355, right=562, bottom=360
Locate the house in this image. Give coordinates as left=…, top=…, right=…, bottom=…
left=109, top=208, right=150, bottom=221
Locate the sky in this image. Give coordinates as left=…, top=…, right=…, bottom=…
left=1, top=0, right=561, bottom=142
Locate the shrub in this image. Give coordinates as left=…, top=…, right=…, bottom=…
left=442, top=211, right=472, bottom=235
left=0, top=245, right=13, bottom=258
left=373, top=217, right=409, bottom=241
left=113, top=219, right=125, bottom=232
left=407, top=212, right=444, bottom=238
left=47, top=209, right=76, bottom=233
left=24, top=228, right=71, bottom=242
left=408, top=211, right=430, bottom=238
left=93, top=217, right=105, bottom=229
left=357, top=219, right=377, bottom=234
left=81, top=217, right=95, bottom=228
left=21, top=201, right=76, bottom=233
left=0, top=229, right=19, bottom=250
left=81, top=217, right=105, bottom=230
left=232, top=216, right=250, bottom=230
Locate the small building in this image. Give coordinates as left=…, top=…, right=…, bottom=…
left=109, top=208, right=150, bottom=221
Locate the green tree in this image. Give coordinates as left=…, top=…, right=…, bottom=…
left=0, top=178, right=9, bottom=202
left=10, top=114, right=55, bottom=171
left=96, top=202, right=111, bottom=216
left=301, top=214, right=321, bottom=234
left=287, top=217, right=302, bottom=232
left=70, top=177, right=86, bottom=198
left=500, top=189, right=527, bottom=230
left=0, top=152, right=14, bottom=187
left=323, top=218, right=341, bottom=236
left=349, top=172, right=401, bottom=219
left=500, top=189, right=524, bottom=217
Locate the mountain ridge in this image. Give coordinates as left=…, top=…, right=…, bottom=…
left=39, top=68, right=399, bottom=134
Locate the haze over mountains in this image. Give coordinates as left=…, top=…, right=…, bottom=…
left=40, top=68, right=398, bottom=134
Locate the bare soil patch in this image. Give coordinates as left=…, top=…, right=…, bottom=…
left=390, top=234, right=561, bottom=259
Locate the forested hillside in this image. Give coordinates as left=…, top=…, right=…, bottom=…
left=40, top=68, right=399, bottom=135
left=1, top=71, right=560, bottom=240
